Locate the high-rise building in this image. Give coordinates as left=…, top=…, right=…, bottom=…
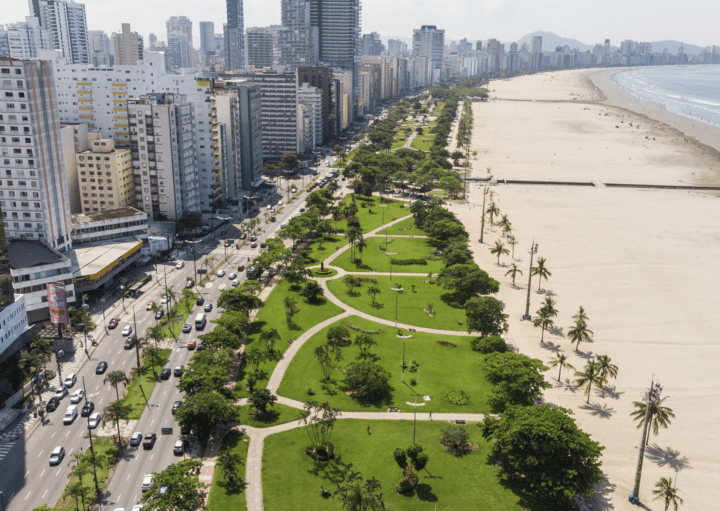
left=245, top=27, right=276, bottom=69
left=199, top=22, right=215, bottom=55
left=298, top=66, right=331, bottom=144
left=233, top=82, right=263, bottom=189
left=531, top=35, right=543, bottom=53
left=412, top=25, right=445, bottom=69
left=0, top=58, right=73, bottom=252
left=387, top=39, right=407, bottom=55
left=5, top=17, right=51, bottom=60
left=298, top=83, right=322, bottom=152
left=148, top=33, right=157, bottom=47
left=361, top=32, right=383, bottom=56
left=166, top=16, right=193, bottom=69
left=475, top=40, right=482, bottom=52
left=0, top=28, right=9, bottom=58
left=112, top=23, right=143, bottom=66
left=87, top=29, right=112, bottom=66
left=32, top=0, right=90, bottom=64
left=224, top=0, right=245, bottom=71
left=275, top=0, right=318, bottom=70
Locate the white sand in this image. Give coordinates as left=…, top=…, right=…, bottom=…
left=451, top=69, right=720, bottom=511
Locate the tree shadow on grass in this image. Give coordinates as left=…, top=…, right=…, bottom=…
left=308, top=454, right=353, bottom=485
left=416, top=483, right=438, bottom=502
left=249, top=408, right=281, bottom=425
left=286, top=320, right=302, bottom=332
left=370, top=302, right=385, bottom=309
left=438, top=292, right=465, bottom=310
left=645, top=443, right=692, bottom=472
left=351, top=261, right=372, bottom=271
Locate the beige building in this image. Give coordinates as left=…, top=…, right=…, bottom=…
left=112, top=23, right=142, bottom=65
left=76, top=132, right=133, bottom=213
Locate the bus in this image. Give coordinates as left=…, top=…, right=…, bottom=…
left=246, top=266, right=263, bottom=280
left=195, top=313, right=207, bottom=330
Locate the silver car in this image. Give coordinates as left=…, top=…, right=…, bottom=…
left=88, top=412, right=101, bottom=429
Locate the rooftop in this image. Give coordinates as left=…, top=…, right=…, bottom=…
left=7, top=241, right=67, bottom=270
left=71, top=207, right=146, bottom=225
left=66, top=239, right=143, bottom=281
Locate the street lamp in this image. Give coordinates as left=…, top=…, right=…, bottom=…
left=391, top=283, right=405, bottom=381
left=523, top=240, right=538, bottom=320
left=629, top=379, right=663, bottom=504
left=100, top=297, right=106, bottom=323
left=185, top=240, right=202, bottom=295
left=82, top=376, right=101, bottom=500
left=82, top=302, right=90, bottom=357
left=216, top=216, right=232, bottom=264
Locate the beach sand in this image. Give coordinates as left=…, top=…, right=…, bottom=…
left=452, top=69, right=720, bottom=511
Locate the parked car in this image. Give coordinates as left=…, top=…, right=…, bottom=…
left=174, top=439, right=184, bottom=455
left=250, top=235, right=257, bottom=242
left=176, top=261, right=184, bottom=269
left=145, top=301, right=156, bottom=311
left=203, top=303, right=213, bottom=312
left=160, top=368, right=171, bottom=380
left=70, top=389, right=85, bottom=404
left=130, top=432, right=143, bottom=447
left=185, top=280, right=194, bottom=289
left=155, top=309, right=164, bottom=320
left=121, top=326, right=133, bottom=336
left=143, top=433, right=157, bottom=450
left=225, top=240, right=232, bottom=247
left=81, top=401, right=95, bottom=417
left=55, top=386, right=68, bottom=400
left=172, top=401, right=182, bottom=414
left=64, top=373, right=77, bottom=388
left=187, top=339, right=197, bottom=350
left=300, top=207, right=306, bottom=213
left=216, top=270, right=226, bottom=277
left=96, top=361, right=108, bottom=374
left=182, top=323, right=192, bottom=333
left=173, top=366, right=183, bottom=377
left=46, top=396, right=60, bottom=412
left=142, top=474, right=154, bottom=492
left=49, top=446, right=65, bottom=466
left=260, top=242, right=266, bottom=249
left=88, top=412, right=101, bottom=429
left=108, top=318, right=120, bottom=329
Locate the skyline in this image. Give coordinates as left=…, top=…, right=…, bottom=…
left=2, top=0, right=719, bottom=49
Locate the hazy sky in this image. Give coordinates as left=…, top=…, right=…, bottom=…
left=2, top=0, right=718, bottom=47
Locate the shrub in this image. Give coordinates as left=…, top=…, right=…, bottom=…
left=470, top=335, right=509, bottom=354
left=396, top=478, right=414, bottom=493
left=344, top=360, right=392, bottom=401
left=393, top=447, right=407, bottom=468
left=440, top=426, right=469, bottom=450
left=320, top=486, right=332, bottom=498
left=402, top=465, right=419, bottom=486
left=408, top=360, right=420, bottom=373
left=410, top=377, right=417, bottom=386
left=391, top=258, right=428, bottom=266
left=445, top=389, right=470, bottom=406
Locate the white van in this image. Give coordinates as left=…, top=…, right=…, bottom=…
left=195, top=313, right=206, bottom=330
left=63, top=405, right=78, bottom=425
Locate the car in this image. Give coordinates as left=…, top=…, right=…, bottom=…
left=130, top=432, right=143, bottom=446
left=124, top=338, right=133, bottom=349
left=182, top=323, right=192, bottom=333
left=88, top=412, right=101, bottom=429
left=187, top=339, right=197, bottom=350
left=96, top=361, right=108, bottom=374
left=173, top=366, right=183, bottom=377
left=108, top=318, right=120, bottom=329
left=185, top=280, right=194, bottom=289
left=46, top=396, right=60, bottom=412
left=160, top=295, right=169, bottom=305
left=145, top=301, right=156, bottom=311
left=63, top=405, right=78, bottom=425
left=176, top=261, right=185, bottom=269
left=49, top=446, right=65, bottom=466
left=142, top=474, right=154, bottom=492
left=132, top=505, right=145, bottom=511
left=70, top=389, right=85, bottom=404
left=239, top=233, right=247, bottom=240
left=160, top=368, right=171, bottom=380
left=225, top=240, right=232, bottom=247
left=231, top=280, right=239, bottom=287
left=174, top=438, right=184, bottom=455
left=172, top=400, right=182, bottom=414
left=278, top=200, right=283, bottom=205
left=260, top=242, right=266, bottom=249
left=81, top=401, right=95, bottom=417
left=228, top=272, right=237, bottom=280
left=64, top=373, right=77, bottom=388
left=270, top=216, right=276, bottom=222
left=121, top=326, right=133, bottom=336
left=55, top=386, right=68, bottom=399
left=250, top=242, right=257, bottom=248
left=143, top=433, right=157, bottom=450
left=250, top=235, right=257, bottom=242
left=196, top=296, right=205, bottom=306
left=155, top=309, right=164, bottom=320
left=196, top=342, right=205, bottom=351
left=237, top=264, right=245, bottom=271
left=217, top=270, right=226, bottom=277
left=204, top=303, right=213, bottom=312
left=300, top=207, right=306, bottom=213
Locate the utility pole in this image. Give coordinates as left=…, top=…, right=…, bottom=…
left=163, top=262, right=170, bottom=321
left=82, top=376, right=101, bottom=500
left=413, top=393, right=417, bottom=444
left=133, top=307, right=142, bottom=390
left=524, top=240, right=538, bottom=319
left=630, top=379, right=663, bottom=504
left=479, top=186, right=488, bottom=244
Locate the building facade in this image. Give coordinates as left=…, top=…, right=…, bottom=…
left=412, top=25, right=445, bottom=70
left=224, top=0, right=245, bottom=71
left=112, top=23, right=142, bottom=66
left=70, top=207, right=147, bottom=245
left=245, top=27, right=276, bottom=69
left=33, top=0, right=90, bottom=64
left=87, top=29, right=112, bottom=66
left=76, top=132, right=133, bottom=213
left=5, top=17, right=51, bottom=60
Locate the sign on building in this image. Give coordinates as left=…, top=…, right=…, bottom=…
left=47, top=284, right=68, bottom=324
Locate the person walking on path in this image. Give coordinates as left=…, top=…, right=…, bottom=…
left=429, top=412, right=432, bottom=421
left=367, top=425, right=371, bottom=435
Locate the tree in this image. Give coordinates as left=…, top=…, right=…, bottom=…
left=508, top=237, right=519, bottom=258
left=353, top=334, right=377, bottom=358
left=486, top=202, right=500, bottom=228
left=595, top=354, right=618, bottom=387
left=465, top=296, right=508, bottom=337
left=200, top=326, right=243, bottom=351
left=440, top=425, right=470, bottom=451
left=547, top=352, right=576, bottom=382
left=300, top=281, right=324, bottom=304
left=504, top=263, right=523, bottom=286
left=260, top=328, right=281, bottom=353
left=217, top=447, right=243, bottom=489
left=326, top=325, right=350, bottom=345
left=489, top=240, right=509, bottom=264
left=333, top=468, right=386, bottom=511
left=279, top=153, right=300, bottom=171
left=482, top=352, right=550, bottom=411
left=480, top=405, right=604, bottom=508
left=103, top=370, right=129, bottom=402
left=572, top=305, right=589, bottom=324
left=438, top=175, right=463, bottom=198
left=497, top=214, right=511, bottom=233
left=67, top=451, right=92, bottom=510
left=470, top=335, right=509, bottom=354
left=567, top=318, right=594, bottom=352
left=631, top=397, right=675, bottom=444
left=102, top=400, right=132, bottom=446
left=299, top=401, right=342, bottom=453
left=346, top=226, right=362, bottom=260
left=356, top=236, right=368, bottom=263
left=66, top=480, right=93, bottom=511
left=218, top=287, right=263, bottom=314
left=437, top=264, right=499, bottom=304
left=174, top=390, right=241, bottom=444
left=652, top=477, right=684, bottom=511
left=249, top=388, right=278, bottom=415
left=532, top=305, right=555, bottom=344
left=344, top=360, right=392, bottom=401
left=245, top=347, right=266, bottom=374
left=141, top=459, right=206, bottom=511
left=314, top=343, right=344, bottom=381
left=573, top=361, right=603, bottom=404
left=343, top=275, right=357, bottom=294
left=177, top=348, right=233, bottom=396
left=502, top=223, right=513, bottom=239
left=19, top=335, right=52, bottom=409
left=146, top=324, right=164, bottom=352
left=531, top=256, right=552, bottom=290
left=366, top=285, right=381, bottom=305
left=451, top=150, right=464, bottom=166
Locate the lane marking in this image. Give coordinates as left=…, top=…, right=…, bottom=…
left=25, top=491, right=31, bottom=500
left=39, top=469, right=45, bottom=478
left=42, top=489, right=48, bottom=498
left=37, top=450, right=43, bottom=457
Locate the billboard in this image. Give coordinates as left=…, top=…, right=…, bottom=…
left=47, top=284, right=68, bottom=324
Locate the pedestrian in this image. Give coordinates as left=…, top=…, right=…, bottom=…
left=429, top=411, right=432, bottom=421
left=367, top=425, right=371, bottom=435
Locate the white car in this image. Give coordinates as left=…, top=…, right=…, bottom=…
left=160, top=295, right=169, bottom=305
left=64, top=373, right=77, bottom=388
left=229, top=273, right=237, bottom=279
left=216, top=270, right=226, bottom=277
left=131, top=505, right=145, bottom=510
left=121, top=326, right=133, bottom=336
left=176, top=261, right=184, bottom=269
left=130, top=431, right=143, bottom=447
left=142, top=474, right=154, bottom=492
left=277, top=200, right=283, bottom=205
left=70, top=389, right=85, bottom=404
left=88, top=412, right=101, bottom=429
left=231, top=280, right=239, bottom=287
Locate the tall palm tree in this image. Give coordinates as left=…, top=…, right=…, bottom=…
left=103, top=370, right=129, bottom=401
left=356, top=237, right=367, bottom=263
left=595, top=354, right=619, bottom=387
left=504, top=263, right=523, bottom=286
left=533, top=306, right=555, bottom=344
left=652, top=477, right=683, bottom=511
left=567, top=319, right=593, bottom=352
left=531, top=257, right=552, bottom=290
left=497, top=214, right=511, bottom=233
left=547, top=352, right=575, bottom=381
left=508, top=236, right=519, bottom=258
left=541, top=296, right=558, bottom=318
left=502, top=223, right=513, bottom=239
left=574, top=360, right=602, bottom=404
left=260, top=328, right=280, bottom=353
left=489, top=240, right=509, bottom=264
left=346, top=226, right=361, bottom=260
left=103, top=400, right=132, bottom=447
left=572, top=305, right=589, bottom=324
left=146, top=325, right=164, bottom=351
left=486, top=202, right=500, bottom=229
left=165, top=285, right=177, bottom=307
left=150, top=303, right=160, bottom=326
left=631, top=397, right=675, bottom=444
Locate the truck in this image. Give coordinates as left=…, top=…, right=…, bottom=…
left=246, top=266, right=264, bottom=280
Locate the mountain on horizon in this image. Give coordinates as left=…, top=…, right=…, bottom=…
left=515, top=31, right=705, bottom=55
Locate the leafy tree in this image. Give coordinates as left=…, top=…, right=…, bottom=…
left=366, top=286, right=381, bottom=305
left=480, top=405, right=604, bottom=508
left=573, top=360, right=603, bottom=404
left=333, top=467, right=386, bottom=511
left=595, top=354, right=618, bottom=387
left=631, top=397, right=675, bottom=444
left=438, top=175, right=463, bottom=198
left=217, top=447, right=244, bottom=489
left=489, top=240, right=509, bottom=264
left=652, top=476, right=683, bottom=511
left=450, top=150, right=465, bottom=165
left=279, top=153, right=300, bottom=171
left=102, top=400, right=132, bottom=446
left=178, top=348, right=233, bottom=396
left=470, top=336, right=509, bottom=354
left=300, top=281, right=324, bottom=304
left=314, top=343, right=344, bottom=380
left=437, top=264, right=499, bottom=304
left=245, top=347, right=266, bottom=373
left=504, top=263, right=523, bottom=286
left=344, top=360, right=392, bottom=401
left=141, top=459, right=206, bottom=511
left=19, top=335, right=52, bottom=409
left=218, top=288, right=262, bottom=314
left=299, top=401, right=342, bottom=451
left=356, top=236, right=368, bottom=263
left=260, top=328, right=281, bottom=353
left=532, top=305, right=556, bottom=344
left=353, top=334, right=377, bottom=358
left=546, top=352, right=576, bottom=381
left=440, top=425, right=470, bottom=450
left=343, top=275, right=357, bottom=294
left=249, top=388, right=277, bottom=415
left=199, top=326, right=242, bottom=351
left=66, top=479, right=93, bottom=511
left=482, top=352, right=550, bottom=411
left=465, top=296, right=508, bottom=337
left=326, top=325, right=350, bottom=345
left=104, top=370, right=129, bottom=401
left=174, top=390, right=241, bottom=444
left=531, top=256, right=552, bottom=290
left=442, top=244, right=473, bottom=266
left=567, top=318, right=593, bottom=352
left=393, top=447, right=407, bottom=468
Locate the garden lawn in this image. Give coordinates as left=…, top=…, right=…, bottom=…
left=301, top=235, right=345, bottom=267
left=411, top=136, right=434, bottom=152
left=332, top=237, right=443, bottom=274
left=122, top=349, right=172, bottom=420
left=326, top=275, right=466, bottom=331
left=262, top=420, right=524, bottom=511
left=238, top=402, right=300, bottom=428
left=378, top=217, right=427, bottom=236
left=233, top=278, right=343, bottom=399
left=55, top=437, right=117, bottom=511
left=159, top=292, right=198, bottom=337
left=277, top=315, right=491, bottom=413
left=206, top=430, right=249, bottom=511
left=333, top=195, right=412, bottom=234
left=391, top=138, right=407, bottom=150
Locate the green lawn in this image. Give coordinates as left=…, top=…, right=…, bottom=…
left=378, top=217, right=427, bottom=236
left=334, top=195, right=412, bottom=234
left=391, top=138, right=407, bottom=150
left=234, top=278, right=344, bottom=399
left=411, top=137, right=434, bottom=152
left=238, top=402, right=300, bottom=428
left=262, top=420, right=524, bottom=511
left=301, top=235, right=345, bottom=267
left=278, top=315, right=492, bottom=413
left=332, top=237, right=444, bottom=274
left=159, top=293, right=198, bottom=337
left=206, top=430, right=250, bottom=511
left=326, top=275, right=466, bottom=332
left=122, top=349, right=172, bottom=420
left=311, top=268, right=339, bottom=278
left=55, top=437, right=117, bottom=511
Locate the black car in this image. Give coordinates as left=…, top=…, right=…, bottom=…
left=160, top=368, right=171, bottom=380
left=196, top=342, right=205, bottom=351
left=260, top=242, right=266, bottom=249
left=196, top=296, right=205, bottom=306
left=46, top=396, right=60, bottom=412
left=250, top=235, right=257, bottom=242
left=172, top=401, right=183, bottom=414
left=124, top=338, right=133, bottom=350
left=81, top=401, right=95, bottom=417
left=95, top=361, right=108, bottom=374
left=270, top=216, right=276, bottom=222
left=143, top=433, right=157, bottom=449
left=155, top=309, right=164, bottom=320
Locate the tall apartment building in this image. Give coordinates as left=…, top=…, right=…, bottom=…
left=297, top=83, right=323, bottom=152
left=276, top=0, right=318, bottom=70
left=297, top=66, right=331, bottom=143
left=245, top=27, right=276, bottom=69
left=199, top=22, right=215, bottom=55
left=127, top=93, right=199, bottom=221
left=166, top=16, right=193, bottom=69
left=5, top=17, right=51, bottom=60
left=387, top=39, right=407, bottom=55
left=112, top=23, right=142, bottom=65
left=412, top=25, right=445, bottom=70
left=225, top=81, right=263, bottom=189
left=361, top=32, right=383, bottom=56
left=76, top=132, right=133, bottom=213
left=32, top=0, right=89, bottom=64
left=224, top=0, right=245, bottom=71
left=0, top=28, right=9, bottom=58
left=0, top=58, right=73, bottom=252
left=531, top=35, right=543, bottom=53
left=87, top=29, right=112, bottom=66
left=211, top=89, right=241, bottom=205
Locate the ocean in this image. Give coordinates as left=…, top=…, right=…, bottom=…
left=613, top=65, right=720, bottom=129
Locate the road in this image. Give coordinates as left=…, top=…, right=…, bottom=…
left=0, top=153, right=341, bottom=511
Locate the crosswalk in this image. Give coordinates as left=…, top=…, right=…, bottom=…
left=197, top=246, right=258, bottom=259
left=0, top=442, right=15, bottom=464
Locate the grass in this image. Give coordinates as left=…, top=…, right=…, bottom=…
left=262, top=420, right=524, bottom=511
left=311, top=268, right=339, bottom=278
left=326, top=275, right=466, bottom=332
left=233, top=278, right=344, bottom=399
left=334, top=195, right=412, bottom=234
left=206, top=430, right=250, bottom=511
left=55, top=437, right=117, bottom=511
left=411, top=137, right=434, bottom=152
left=278, top=315, right=491, bottom=413
left=332, top=237, right=444, bottom=274
left=121, top=348, right=172, bottom=420
left=159, top=293, right=198, bottom=337
left=301, top=235, right=345, bottom=267
left=378, top=217, right=427, bottom=236
left=238, top=402, right=300, bottom=428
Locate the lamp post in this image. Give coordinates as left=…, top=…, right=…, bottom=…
left=392, top=283, right=404, bottom=381
left=100, top=297, right=106, bottom=323
left=479, top=185, right=489, bottom=244
left=216, top=216, right=232, bottom=264
left=82, top=376, right=101, bottom=500
left=82, top=302, right=90, bottom=357
left=630, top=379, right=663, bottom=504
left=0, top=490, right=4, bottom=511
left=524, top=240, right=538, bottom=320
left=162, top=262, right=170, bottom=321
left=185, top=240, right=202, bottom=295
left=132, top=306, right=142, bottom=390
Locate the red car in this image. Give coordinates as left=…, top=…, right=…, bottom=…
left=187, top=339, right=197, bottom=350
left=108, top=318, right=120, bottom=329
left=237, top=264, right=245, bottom=271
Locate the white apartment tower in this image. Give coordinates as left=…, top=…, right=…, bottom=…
left=87, top=30, right=112, bottom=66
left=5, top=17, right=51, bottom=60
left=277, top=0, right=319, bottom=70
left=31, top=0, right=90, bottom=64
left=0, top=58, right=73, bottom=252
left=413, top=25, right=445, bottom=70
left=199, top=22, right=215, bottom=55
left=245, top=27, right=276, bottom=69
left=166, top=16, right=193, bottom=69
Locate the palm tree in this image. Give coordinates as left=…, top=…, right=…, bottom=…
left=146, top=324, right=164, bottom=352
left=486, top=203, right=500, bottom=229
left=104, top=370, right=129, bottom=401
left=497, top=214, right=511, bottom=233
left=572, top=305, right=589, bottom=324
left=541, top=296, right=558, bottom=318
left=356, top=237, right=367, bottom=263
left=502, top=223, right=513, bottom=239
left=508, top=236, right=519, bottom=258
left=595, top=354, right=618, bottom=387
left=103, top=400, right=132, bottom=446
left=203, top=255, right=217, bottom=274
left=531, top=257, right=552, bottom=290
left=652, top=477, right=683, bottom=511
left=533, top=306, right=555, bottom=344
left=573, top=360, right=602, bottom=404
left=547, top=352, right=575, bottom=381
left=489, top=240, right=509, bottom=264
left=631, top=397, right=675, bottom=444
left=165, top=285, right=177, bottom=307
left=346, top=226, right=361, bottom=261
left=260, top=328, right=280, bottom=353
left=504, top=263, right=523, bottom=286
left=567, top=318, right=593, bottom=352
left=150, top=303, right=160, bottom=326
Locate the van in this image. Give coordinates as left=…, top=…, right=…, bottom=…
left=195, top=313, right=206, bottom=330
left=63, top=405, right=78, bottom=425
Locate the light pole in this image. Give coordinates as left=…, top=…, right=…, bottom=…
left=100, top=297, right=106, bottom=323
left=630, top=379, right=663, bottom=504
left=216, top=216, right=232, bottom=264
left=162, top=262, right=170, bottom=321
left=524, top=240, right=538, bottom=320
left=479, top=185, right=489, bottom=244
left=82, top=376, right=101, bottom=501
left=82, top=303, right=90, bottom=357
left=132, top=306, right=142, bottom=389
left=392, top=283, right=404, bottom=380
left=0, top=490, right=5, bottom=511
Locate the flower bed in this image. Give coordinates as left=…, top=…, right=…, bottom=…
left=436, top=341, right=457, bottom=348
left=346, top=322, right=383, bottom=335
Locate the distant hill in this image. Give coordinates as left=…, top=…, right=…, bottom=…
left=649, top=40, right=704, bottom=55
left=515, top=31, right=593, bottom=52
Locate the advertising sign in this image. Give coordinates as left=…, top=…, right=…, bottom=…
left=47, top=284, right=68, bottom=324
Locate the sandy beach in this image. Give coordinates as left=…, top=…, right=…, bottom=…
left=452, top=69, right=720, bottom=511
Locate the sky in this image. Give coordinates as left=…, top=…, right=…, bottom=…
left=2, top=0, right=719, bottom=48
